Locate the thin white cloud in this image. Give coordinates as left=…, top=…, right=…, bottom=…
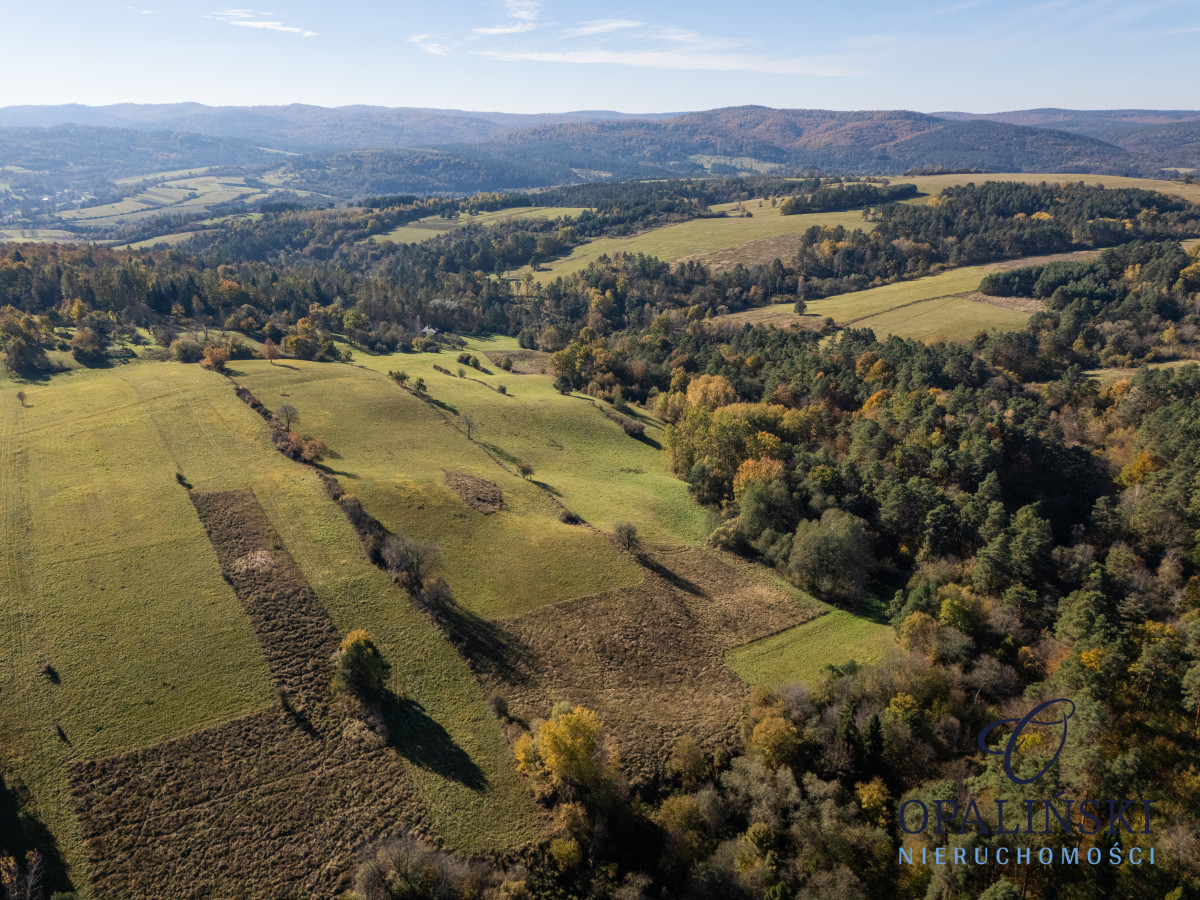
left=473, top=21, right=537, bottom=35
left=479, top=47, right=862, bottom=77
left=408, top=33, right=452, bottom=55
left=502, top=0, right=541, bottom=21
left=562, top=18, right=643, bottom=38
left=207, top=9, right=316, bottom=37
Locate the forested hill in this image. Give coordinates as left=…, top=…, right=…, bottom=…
left=478, top=106, right=1143, bottom=177
left=937, top=108, right=1200, bottom=168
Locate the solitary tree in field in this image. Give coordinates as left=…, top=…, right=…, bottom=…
left=380, top=533, right=440, bottom=592
left=614, top=522, right=640, bottom=553
left=518, top=462, right=534, bottom=480
left=277, top=403, right=299, bottom=430
left=462, top=413, right=477, bottom=440
left=15, top=391, right=26, bottom=407
left=332, top=629, right=391, bottom=700
left=259, top=338, right=279, bottom=364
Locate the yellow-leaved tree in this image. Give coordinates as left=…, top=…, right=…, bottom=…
left=515, top=703, right=618, bottom=799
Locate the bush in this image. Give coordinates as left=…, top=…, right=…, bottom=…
left=618, top=416, right=645, bottom=438
left=170, top=337, right=204, bottom=363
left=559, top=509, right=583, bottom=525
left=518, top=462, right=534, bottom=479
left=332, top=629, right=391, bottom=699
left=201, top=345, right=230, bottom=372
left=70, top=327, right=105, bottom=366
left=497, top=384, right=507, bottom=395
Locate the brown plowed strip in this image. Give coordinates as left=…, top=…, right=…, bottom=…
left=68, top=489, right=430, bottom=900
left=449, top=548, right=817, bottom=779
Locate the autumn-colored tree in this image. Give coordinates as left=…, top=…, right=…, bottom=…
left=201, top=345, right=230, bottom=373
left=332, top=629, right=391, bottom=699
left=515, top=703, right=616, bottom=797
left=258, top=337, right=279, bottom=364
left=686, top=374, right=736, bottom=411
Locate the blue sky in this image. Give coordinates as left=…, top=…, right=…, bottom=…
left=7, top=0, right=1200, bottom=112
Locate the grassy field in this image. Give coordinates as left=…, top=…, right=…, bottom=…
left=713, top=249, right=1105, bottom=341
left=0, top=362, right=541, bottom=894
left=0, top=228, right=82, bottom=243
left=56, top=175, right=269, bottom=226
left=899, top=172, right=1200, bottom=205
left=725, top=606, right=898, bottom=687
left=371, top=207, right=589, bottom=244
left=233, top=358, right=646, bottom=620
left=343, top=335, right=711, bottom=547
left=526, top=205, right=874, bottom=282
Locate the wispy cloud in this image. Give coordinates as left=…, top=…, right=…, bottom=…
left=206, top=9, right=316, bottom=37
left=502, top=0, right=541, bottom=21
left=408, top=33, right=452, bottom=55
left=561, top=18, right=643, bottom=38
left=479, top=47, right=862, bottom=77
left=473, top=21, right=536, bottom=35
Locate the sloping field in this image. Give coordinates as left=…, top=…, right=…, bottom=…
left=900, top=172, right=1200, bottom=205
left=371, top=206, right=588, bottom=244
left=233, top=359, right=646, bottom=620
left=56, top=176, right=270, bottom=226
left=0, top=363, right=539, bottom=896
left=343, top=335, right=711, bottom=545
left=726, top=607, right=898, bottom=688
left=713, top=249, right=1104, bottom=341
left=527, top=204, right=874, bottom=282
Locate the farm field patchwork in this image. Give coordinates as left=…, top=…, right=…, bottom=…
left=0, top=362, right=541, bottom=896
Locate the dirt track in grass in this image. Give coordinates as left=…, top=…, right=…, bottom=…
left=67, top=490, right=442, bottom=900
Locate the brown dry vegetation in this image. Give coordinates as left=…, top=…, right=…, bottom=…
left=443, top=472, right=504, bottom=514
left=445, top=548, right=818, bottom=780
left=67, top=490, right=454, bottom=900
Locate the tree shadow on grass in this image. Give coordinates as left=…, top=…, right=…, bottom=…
left=381, top=693, right=487, bottom=790
left=422, top=395, right=458, bottom=415
left=637, top=554, right=704, bottom=597
left=530, top=479, right=562, bottom=497
left=0, top=774, right=72, bottom=894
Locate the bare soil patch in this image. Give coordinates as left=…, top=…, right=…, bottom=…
left=962, top=291, right=1045, bottom=313
left=66, top=489, right=462, bottom=900
left=482, top=349, right=550, bottom=374
left=438, top=549, right=817, bottom=781
left=443, top=472, right=504, bottom=514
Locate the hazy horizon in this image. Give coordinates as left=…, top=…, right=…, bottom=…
left=7, top=0, right=1199, bottom=114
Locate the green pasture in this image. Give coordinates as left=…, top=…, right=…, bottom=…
left=369, top=206, right=589, bottom=244
left=726, top=606, right=898, bottom=688
left=342, top=336, right=710, bottom=548
left=0, top=362, right=541, bottom=893
left=525, top=204, right=875, bottom=281
left=898, top=172, right=1200, bottom=206
left=713, top=249, right=1106, bottom=341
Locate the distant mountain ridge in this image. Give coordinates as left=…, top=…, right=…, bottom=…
left=3, top=104, right=1197, bottom=224
left=0, top=103, right=674, bottom=152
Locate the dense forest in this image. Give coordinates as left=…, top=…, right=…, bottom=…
left=3, top=176, right=1200, bottom=898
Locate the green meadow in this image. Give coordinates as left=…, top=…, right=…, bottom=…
left=713, top=249, right=1106, bottom=341
left=370, top=206, right=589, bottom=244
left=726, top=606, right=898, bottom=687
left=342, top=335, right=711, bottom=547
left=525, top=204, right=875, bottom=282
left=0, top=362, right=542, bottom=894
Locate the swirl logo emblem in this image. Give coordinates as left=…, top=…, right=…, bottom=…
left=977, top=698, right=1076, bottom=785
